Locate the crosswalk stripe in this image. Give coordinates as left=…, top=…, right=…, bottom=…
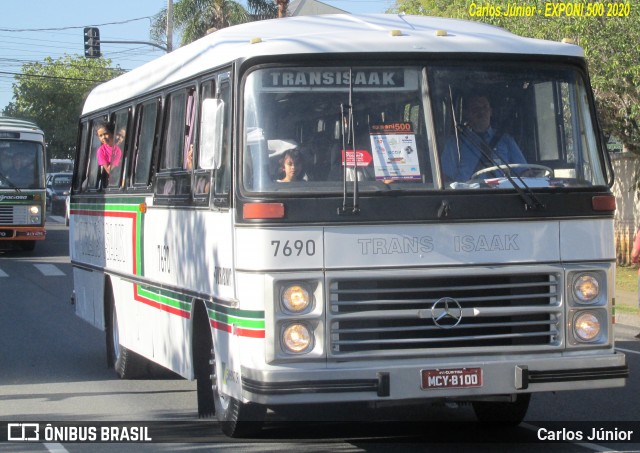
left=33, top=264, right=66, bottom=277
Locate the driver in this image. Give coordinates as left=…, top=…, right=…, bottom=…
left=440, top=95, right=526, bottom=181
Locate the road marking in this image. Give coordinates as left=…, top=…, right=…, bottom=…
left=616, top=347, right=640, bottom=356
left=0, top=268, right=7, bottom=277
left=34, top=264, right=66, bottom=277
left=44, top=443, right=69, bottom=453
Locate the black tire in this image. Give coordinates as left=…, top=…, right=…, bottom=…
left=19, top=241, right=36, bottom=252
left=105, top=287, right=146, bottom=379
left=193, top=303, right=265, bottom=437
left=193, top=303, right=215, bottom=418
left=214, top=374, right=266, bottom=438
left=472, top=393, right=531, bottom=426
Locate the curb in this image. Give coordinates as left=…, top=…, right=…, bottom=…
left=616, top=313, right=640, bottom=329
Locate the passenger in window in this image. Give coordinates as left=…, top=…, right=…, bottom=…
left=440, top=95, right=526, bottom=181
left=96, top=121, right=122, bottom=177
left=276, top=149, right=307, bottom=182
left=115, top=126, right=126, bottom=148
left=185, top=144, right=210, bottom=195
left=186, top=144, right=194, bottom=171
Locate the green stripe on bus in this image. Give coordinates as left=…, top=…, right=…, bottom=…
left=138, top=286, right=191, bottom=312
left=209, top=304, right=264, bottom=320
left=209, top=309, right=265, bottom=329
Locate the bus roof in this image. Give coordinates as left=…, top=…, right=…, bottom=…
left=0, top=117, right=44, bottom=135
left=82, top=13, right=584, bottom=115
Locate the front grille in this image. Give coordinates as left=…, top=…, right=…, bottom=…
left=0, top=205, right=28, bottom=225
left=0, top=206, right=13, bottom=224
left=329, top=271, right=562, bottom=358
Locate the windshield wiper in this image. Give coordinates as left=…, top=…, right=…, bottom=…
left=455, top=125, right=545, bottom=211
left=447, top=87, right=543, bottom=211
left=0, top=170, right=21, bottom=193
left=337, top=68, right=360, bottom=215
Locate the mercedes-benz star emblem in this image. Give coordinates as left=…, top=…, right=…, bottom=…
left=431, top=297, right=463, bottom=328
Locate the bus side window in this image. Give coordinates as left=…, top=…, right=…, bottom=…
left=73, top=122, right=90, bottom=192
left=213, top=76, right=231, bottom=208
left=132, top=99, right=160, bottom=188
left=184, top=89, right=196, bottom=171
left=193, top=80, right=214, bottom=201
left=108, top=108, right=130, bottom=189
left=156, top=87, right=195, bottom=197
left=87, top=117, right=107, bottom=190
left=161, top=90, right=187, bottom=170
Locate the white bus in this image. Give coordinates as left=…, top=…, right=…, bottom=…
left=70, top=14, right=628, bottom=436
left=0, top=117, right=46, bottom=251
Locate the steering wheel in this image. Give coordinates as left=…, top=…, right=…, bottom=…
left=471, top=163, right=554, bottom=180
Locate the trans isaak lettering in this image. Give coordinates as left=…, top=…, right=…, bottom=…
left=264, top=69, right=404, bottom=88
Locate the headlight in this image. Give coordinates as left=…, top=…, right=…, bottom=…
left=573, top=312, right=601, bottom=341
left=281, top=284, right=311, bottom=313
left=282, top=323, right=313, bottom=353
left=573, top=275, right=599, bottom=303
left=29, top=206, right=40, bottom=215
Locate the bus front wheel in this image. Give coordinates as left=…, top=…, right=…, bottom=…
left=19, top=241, right=36, bottom=252
left=210, top=345, right=266, bottom=437
left=193, top=303, right=265, bottom=437
left=106, top=289, right=145, bottom=379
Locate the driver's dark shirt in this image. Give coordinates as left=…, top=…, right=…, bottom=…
left=440, top=127, right=526, bottom=181
left=6, top=167, right=33, bottom=187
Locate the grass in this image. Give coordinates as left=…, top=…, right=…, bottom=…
left=616, top=264, right=638, bottom=293
left=615, top=264, right=639, bottom=315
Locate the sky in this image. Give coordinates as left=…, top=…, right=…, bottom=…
left=0, top=0, right=395, bottom=112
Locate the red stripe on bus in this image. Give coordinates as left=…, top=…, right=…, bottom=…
left=210, top=319, right=265, bottom=338
left=236, top=327, right=265, bottom=338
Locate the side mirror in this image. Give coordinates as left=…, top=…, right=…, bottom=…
left=199, top=98, right=224, bottom=170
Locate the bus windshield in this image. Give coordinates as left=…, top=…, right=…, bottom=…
left=242, top=63, right=605, bottom=194
left=0, top=140, right=45, bottom=189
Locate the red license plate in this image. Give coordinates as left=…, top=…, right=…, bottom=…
left=421, top=367, right=483, bottom=389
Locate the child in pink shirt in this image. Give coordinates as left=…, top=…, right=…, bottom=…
left=96, top=121, right=122, bottom=175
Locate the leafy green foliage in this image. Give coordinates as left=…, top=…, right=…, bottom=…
left=393, top=0, right=640, bottom=154
left=2, top=55, right=123, bottom=159
left=151, top=0, right=280, bottom=47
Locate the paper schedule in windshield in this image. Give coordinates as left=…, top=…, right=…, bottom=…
left=370, top=122, right=421, bottom=181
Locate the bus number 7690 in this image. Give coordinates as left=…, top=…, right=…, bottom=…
left=271, top=239, right=316, bottom=257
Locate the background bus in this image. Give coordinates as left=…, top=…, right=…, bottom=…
left=48, top=158, right=74, bottom=174
left=70, top=14, right=627, bottom=436
left=0, top=117, right=46, bottom=251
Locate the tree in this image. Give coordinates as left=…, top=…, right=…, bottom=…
left=2, top=55, right=123, bottom=159
left=392, top=0, right=640, bottom=154
left=151, top=0, right=280, bottom=47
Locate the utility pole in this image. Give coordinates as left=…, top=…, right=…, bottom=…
left=166, top=0, right=174, bottom=52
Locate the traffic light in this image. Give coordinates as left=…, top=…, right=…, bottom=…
left=84, top=27, right=101, bottom=58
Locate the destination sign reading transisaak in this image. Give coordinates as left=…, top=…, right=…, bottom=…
left=261, top=68, right=408, bottom=90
